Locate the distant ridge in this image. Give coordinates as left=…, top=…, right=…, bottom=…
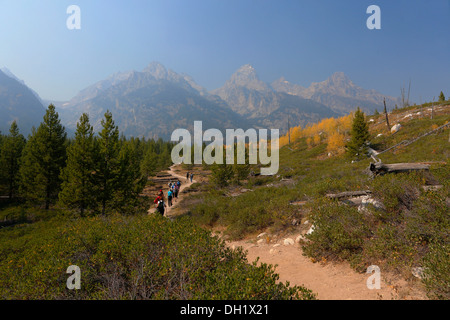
left=271, top=71, right=401, bottom=115
left=1, top=63, right=402, bottom=139
left=57, top=62, right=251, bottom=140
left=0, top=69, right=45, bottom=136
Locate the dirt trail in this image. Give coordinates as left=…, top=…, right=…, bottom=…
left=227, top=237, right=427, bottom=300
left=146, top=164, right=428, bottom=300
left=146, top=165, right=197, bottom=216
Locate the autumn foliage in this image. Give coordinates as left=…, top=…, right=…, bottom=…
left=280, top=114, right=353, bottom=154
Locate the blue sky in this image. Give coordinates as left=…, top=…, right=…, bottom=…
left=0, top=0, right=449, bottom=103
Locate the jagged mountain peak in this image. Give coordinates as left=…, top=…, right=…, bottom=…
left=222, top=64, right=270, bottom=92
left=232, top=64, right=258, bottom=79
left=143, top=61, right=169, bottom=79
left=325, top=72, right=353, bottom=86
left=236, top=64, right=256, bottom=73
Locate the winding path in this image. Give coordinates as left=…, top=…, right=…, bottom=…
left=147, top=165, right=196, bottom=216
left=146, top=165, right=427, bottom=300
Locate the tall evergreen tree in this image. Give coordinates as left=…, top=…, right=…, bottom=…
left=19, top=105, right=67, bottom=209
left=140, top=146, right=158, bottom=178
left=0, top=121, right=26, bottom=199
left=232, top=143, right=251, bottom=184
left=95, top=110, right=121, bottom=215
left=59, top=113, right=97, bottom=216
left=113, top=139, right=147, bottom=213
left=438, top=91, right=445, bottom=102
left=346, top=107, right=370, bottom=160
left=210, top=147, right=234, bottom=187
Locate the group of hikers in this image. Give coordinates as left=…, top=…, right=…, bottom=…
left=153, top=171, right=195, bottom=216
left=153, top=179, right=182, bottom=216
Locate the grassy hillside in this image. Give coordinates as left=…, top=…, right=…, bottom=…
left=184, top=103, right=449, bottom=299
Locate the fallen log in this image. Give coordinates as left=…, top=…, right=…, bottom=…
left=326, top=190, right=372, bottom=200
left=369, top=162, right=430, bottom=176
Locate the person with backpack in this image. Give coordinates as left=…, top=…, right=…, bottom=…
left=156, top=198, right=166, bottom=216
left=158, top=189, right=164, bottom=201
left=167, top=189, right=173, bottom=207
left=174, top=183, right=179, bottom=200
left=186, top=171, right=189, bottom=182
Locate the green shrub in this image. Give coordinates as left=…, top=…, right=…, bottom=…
left=370, top=172, right=422, bottom=221
left=0, top=214, right=315, bottom=300
left=422, top=242, right=450, bottom=300
left=302, top=199, right=370, bottom=263
left=405, top=190, right=449, bottom=245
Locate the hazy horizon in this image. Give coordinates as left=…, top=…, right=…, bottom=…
left=1, top=0, right=449, bottom=103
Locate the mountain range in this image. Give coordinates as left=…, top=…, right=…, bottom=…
left=0, top=62, right=401, bottom=139
left=0, top=68, right=45, bottom=136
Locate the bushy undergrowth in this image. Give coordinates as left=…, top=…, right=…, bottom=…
left=302, top=198, right=370, bottom=265
left=0, top=213, right=315, bottom=300
left=302, top=171, right=449, bottom=299
left=187, top=183, right=300, bottom=239
left=183, top=110, right=449, bottom=299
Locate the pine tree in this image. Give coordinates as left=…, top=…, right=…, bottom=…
left=438, top=91, right=445, bottom=102
left=232, top=144, right=250, bottom=184
left=19, top=105, right=67, bottom=209
left=95, top=110, right=121, bottom=215
left=113, top=139, right=147, bottom=213
left=211, top=163, right=234, bottom=187
left=59, top=113, right=97, bottom=216
left=346, top=107, right=370, bottom=160
left=140, top=146, right=158, bottom=178
left=0, top=121, right=26, bottom=199
left=210, top=147, right=234, bottom=187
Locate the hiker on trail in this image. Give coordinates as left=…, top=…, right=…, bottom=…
left=190, top=173, right=194, bottom=183
left=186, top=171, right=189, bottom=181
left=158, top=189, right=164, bottom=200
left=174, top=183, right=179, bottom=199
left=167, top=189, right=173, bottom=207
left=156, top=199, right=166, bottom=216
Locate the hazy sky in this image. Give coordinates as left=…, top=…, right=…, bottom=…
left=0, top=0, right=449, bottom=103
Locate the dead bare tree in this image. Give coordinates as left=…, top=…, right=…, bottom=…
left=383, top=98, right=391, bottom=131
left=401, top=87, right=406, bottom=109
left=287, top=114, right=291, bottom=145
left=400, top=80, right=411, bottom=108
left=431, top=97, right=435, bottom=120
left=407, top=79, right=411, bottom=107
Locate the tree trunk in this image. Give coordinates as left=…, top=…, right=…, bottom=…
left=326, top=190, right=372, bottom=199
left=384, top=98, right=391, bottom=132
left=369, top=162, right=430, bottom=176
